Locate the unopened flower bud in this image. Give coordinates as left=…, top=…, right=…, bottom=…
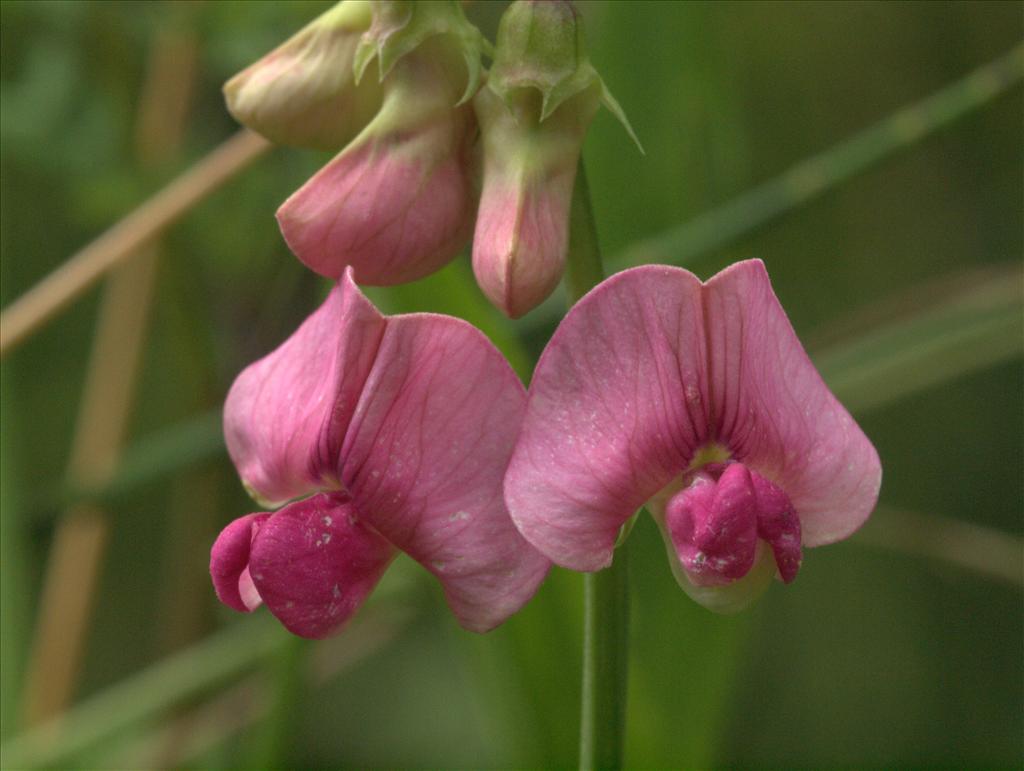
left=277, top=50, right=476, bottom=286
left=224, top=1, right=382, bottom=151
left=277, top=2, right=485, bottom=284
left=472, top=0, right=639, bottom=318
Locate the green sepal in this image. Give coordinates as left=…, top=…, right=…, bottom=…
left=488, top=0, right=642, bottom=151
left=353, top=0, right=488, bottom=104
left=600, top=83, right=643, bottom=153
left=614, top=509, right=641, bottom=548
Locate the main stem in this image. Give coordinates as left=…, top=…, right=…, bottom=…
left=566, top=162, right=630, bottom=771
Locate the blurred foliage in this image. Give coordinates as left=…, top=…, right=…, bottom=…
left=1, top=1, right=1021, bottom=769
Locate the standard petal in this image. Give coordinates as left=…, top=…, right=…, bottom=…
left=248, top=492, right=396, bottom=639
left=339, top=314, right=550, bottom=632
left=223, top=271, right=386, bottom=506
left=210, top=512, right=270, bottom=612
left=505, top=266, right=711, bottom=571
left=703, top=260, right=882, bottom=546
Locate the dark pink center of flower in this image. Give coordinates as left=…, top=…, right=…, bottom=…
left=210, top=491, right=396, bottom=639
left=665, top=462, right=802, bottom=587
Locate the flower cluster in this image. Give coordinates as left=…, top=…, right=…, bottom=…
left=212, top=1, right=881, bottom=639
left=225, top=0, right=635, bottom=317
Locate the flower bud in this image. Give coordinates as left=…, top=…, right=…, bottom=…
left=272, top=0, right=487, bottom=282
left=223, top=1, right=383, bottom=151
left=276, top=35, right=477, bottom=284
left=472, top=0, right=639, bottom=318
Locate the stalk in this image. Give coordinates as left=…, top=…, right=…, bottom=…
left=565, top=161, right=629, bottom=771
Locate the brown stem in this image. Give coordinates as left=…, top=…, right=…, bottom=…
left=0, top=129, right=270, bottom=358
left=20, top=15, right=203, bottom=728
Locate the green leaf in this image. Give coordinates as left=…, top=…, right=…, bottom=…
left=815, top=265, right=1023, bottom=415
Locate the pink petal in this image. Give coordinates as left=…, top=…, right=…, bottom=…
left=472, top=172, right=574, bottom=319
left=248, top=492, right=396, bottom=639
left=276, top=127, right=473, bottom=285
left=749, top=468, right=802, bottom=583
left=210, top=512, right=270, bottom=612
left=340, top=314, right=550, bottom=632
left=223, top=270, right=386, bottom=506
left=471, top=80, right=599, bottom=318
left=702, top=260, right=881, bottom=546
left=505, top=266, right=710, bottom=571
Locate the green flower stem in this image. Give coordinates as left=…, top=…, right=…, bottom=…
left=566, top=160, right=630, bottom=771
left=565, top=163, right=606, bottom=303
left=247, top=634, right=308, bottom=770
left=579, top=551, right=629, bottom=771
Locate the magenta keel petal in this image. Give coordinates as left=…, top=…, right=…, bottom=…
left=248, top=492, right=396, bottom=639
left=750, top=470, right=802, bottom=584
left=210, top=512, right=270, bottom=613
left=666, top=465, right=759, bottom=587
left=665, top=462, right=802, bottom=587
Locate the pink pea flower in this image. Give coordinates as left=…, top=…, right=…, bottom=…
left=505, top=260, right=881, bottom=612
left=211, top=270, right=549, bottom=638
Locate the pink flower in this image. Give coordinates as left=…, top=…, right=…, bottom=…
left=211, top=270, right=549, bottom=638
left=504, top=260, right=881, bottom=612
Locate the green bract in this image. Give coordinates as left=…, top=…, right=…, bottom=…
left=353, top=0, right=491, bottom=104
left=487, top=0, right=641, bottom=148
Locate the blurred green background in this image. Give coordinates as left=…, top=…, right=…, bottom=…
left=1, top=1, right=1021, bottom=768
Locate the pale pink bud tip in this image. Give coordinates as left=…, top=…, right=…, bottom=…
left=276, top=122, right=474, bottom=284
left=276, top=46, right=476, bottom=284
left=472, top=178, right=571, bottom=318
